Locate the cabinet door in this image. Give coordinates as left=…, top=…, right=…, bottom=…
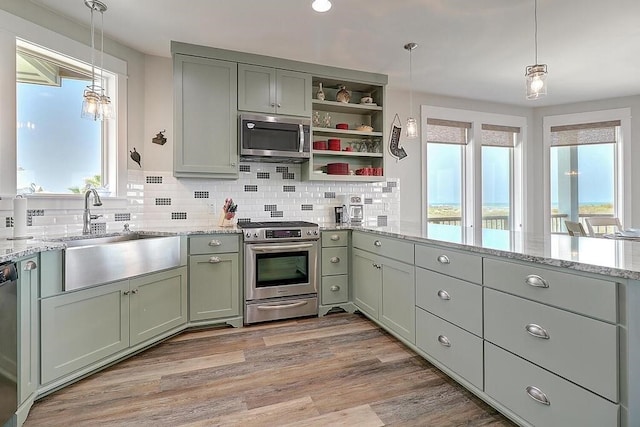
left=17, top=256, right=38, bottom=404
left=276, top=69, right=311, bottom=117
left=352, top=248, right=381, bottom=318
left=381, top=258, right=415, bottom=343
left=40, top=280, right=130, bottom=384
left=238, top=64, right=276, bottom=113
left=174, top=54, right=238, bottom=178
left=129, top=267, right=187, bottom=346
left=189, top=253, right=240, bottom=321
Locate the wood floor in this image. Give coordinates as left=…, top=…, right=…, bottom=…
left=24, top=313, right=515, bottom=426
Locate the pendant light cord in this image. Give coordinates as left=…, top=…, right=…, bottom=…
left=90, top=6, right=95, bottom=87
left=534, top=0, right=538, bottom=64
left=409, top=47, right=413, bottom=117
left=99, top=9, right=104, bottom=91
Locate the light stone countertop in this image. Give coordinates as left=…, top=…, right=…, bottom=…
left=3, top=223, right=639, bottom=281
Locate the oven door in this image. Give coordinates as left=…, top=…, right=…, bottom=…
left=244, top=240, right=318, bottom=301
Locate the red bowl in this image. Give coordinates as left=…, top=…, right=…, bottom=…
left=336, top=123, right=349, bottom=130
left=327, top=138, right=341, bottom=151
left=327, top=163, right=349, bottom=175
left=313, top=140, right=328, bottom=150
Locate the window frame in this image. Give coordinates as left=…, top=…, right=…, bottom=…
left=0, top=9, right=127, bottom=200
left=542, top=108, right=631, bottom=235
left=421, top=106, right=526, bottom=245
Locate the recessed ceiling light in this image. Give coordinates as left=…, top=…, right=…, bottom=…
left=312, top=0, right=332, bottom=13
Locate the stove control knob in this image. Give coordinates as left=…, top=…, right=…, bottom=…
left=245, top=232, right=251, bottom=238
left=313, top=230, right=318, bottom=235
left=307, top=231, right=312, bottom=235
left=253, top=233, right=259, bottom=238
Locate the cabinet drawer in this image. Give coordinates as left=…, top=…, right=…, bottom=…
left=189, top=234, right=239, bottom=254
left=322, top=247, right=348, bottom=275
left=352, top=231, right=414, bottom=263
left=322, top=231, right=349, bottom=247
left=483, top=258, right=617, bottom=323
left=321, top=275, right=348, bottom=305
left=416, top=308, right=483, bottom=389
left=415, top=244, right=482, bottom=283
left=485, top=343, right=619, bottom=427
left=416, top=267, right=482, bottom=337
left=484, top=288, right=618, bottom=402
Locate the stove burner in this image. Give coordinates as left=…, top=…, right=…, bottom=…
left=237, top=221, right=318, bottom=229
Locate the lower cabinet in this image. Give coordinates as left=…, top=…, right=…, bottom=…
left=485, top=342, right=618, bottom=427
left=352, top=247, right=415, bottom=343
left=40, top=267, right=187, bottom=384
left=189, top=253, right=240, bottom=321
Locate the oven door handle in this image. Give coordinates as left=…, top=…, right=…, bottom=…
left=256, top=301, right=309, bottom=311
left=250, top=243, right=315, bottom=252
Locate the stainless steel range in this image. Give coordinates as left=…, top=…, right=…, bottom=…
left=239, top=221, right=319, bottom=324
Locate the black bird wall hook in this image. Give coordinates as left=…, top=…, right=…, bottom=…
left=130, top=147, right=141, bottom=167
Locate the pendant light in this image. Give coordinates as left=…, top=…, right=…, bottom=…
left=311, top=0, right=331, bottom=12
left=404, top=42, right=418, bottom=139
left=81, top=0, right=111, bottom=120
left=525, top=0, right=547, bottom=100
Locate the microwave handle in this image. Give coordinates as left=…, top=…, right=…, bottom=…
left=299, top=124, right=304, bottom=153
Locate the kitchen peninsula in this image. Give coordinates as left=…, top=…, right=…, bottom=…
left=2, top=225, right=637, bottom=427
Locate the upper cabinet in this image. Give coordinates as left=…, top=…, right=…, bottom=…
left=238, top=64, right=312, bottom=117
left=173, top=54, right=239, bottom=179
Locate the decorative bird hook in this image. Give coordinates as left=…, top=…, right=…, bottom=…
left=130, top=147, right=141, bottom=167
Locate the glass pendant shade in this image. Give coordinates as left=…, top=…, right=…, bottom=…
left=311, top=0, right=331, bottom=12
left=81, top=86, right=102, bottom=120
left=82, top=0, right=110, bottom=120
left=406, top=117, right=418, bottom=139
left=525, top=64, right=547, bottom=100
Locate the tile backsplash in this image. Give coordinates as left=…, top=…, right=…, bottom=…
left=0, top=163, right=400, bottom=238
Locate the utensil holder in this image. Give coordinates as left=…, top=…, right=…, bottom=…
left=218, top=210, right=236, bottom=227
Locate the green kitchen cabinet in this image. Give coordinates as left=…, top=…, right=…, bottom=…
left=189, top=253, right=240, bottom=322
left=173, top=53, right=238, bottom=179
left=40, top=280, right=130, bottom=384
left=16, top=256, right=39, bottom=409
left=352, top=247, right=415, bottom=343
left=238, top=64, right=312, bottom=117
left=41, top=267, right=187, bottom=384
left=129, top=268, right=188, bottom=346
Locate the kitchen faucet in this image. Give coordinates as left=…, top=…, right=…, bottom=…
left=83, top=188, right=103, bottom=235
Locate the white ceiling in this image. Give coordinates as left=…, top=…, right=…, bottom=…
left=32, top=0, right=640, bottom=107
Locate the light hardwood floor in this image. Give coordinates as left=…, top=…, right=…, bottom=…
left=24, top=313, right=515, bottom=426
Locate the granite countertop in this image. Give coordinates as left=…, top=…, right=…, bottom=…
left=3, top=223, right=640, bottom=281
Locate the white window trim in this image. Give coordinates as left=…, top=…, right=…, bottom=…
left=421, top=105, right=527, bottom=244
left=542, top=108, right=631, bottom=235
left=0, top=8, right=127, bottom=202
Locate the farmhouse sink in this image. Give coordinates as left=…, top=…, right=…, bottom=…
left=62, top=233, right=182, bottom=291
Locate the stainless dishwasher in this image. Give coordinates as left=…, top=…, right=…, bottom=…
left=0, top=261, right=18, bottom=426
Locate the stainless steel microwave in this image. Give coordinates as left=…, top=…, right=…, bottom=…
left=239, top=113, right=311, bottom=163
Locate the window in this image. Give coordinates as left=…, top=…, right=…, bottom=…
left=16, top=41, right=115, bottom=195
left=543, top=109, right=630, bottom=236
left=422, top=106, right=525, bottom=248
left=549, top=120, right=618, bottom=233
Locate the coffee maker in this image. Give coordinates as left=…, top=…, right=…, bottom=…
left=340, top=195, right=364, bottom=225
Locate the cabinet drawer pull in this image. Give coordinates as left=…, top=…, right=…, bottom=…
left=374, top=240, right=382, bottom=247
left=330, top=234, right=340, bottom=241
left=525, top=323, right=550, bottom=339
left=24, top=260, right=37, bottom=271
left=437, top=290, right=451, bottom=300
left=437, top=255, right=450, bottom=264
left=208, top=239, right=222, bottom=247
left=525, top=385, right=551, bottom=405
left=209, top=256, right=222, bottom=263
left=330, top=285, right=341, bottom=292
left=437, top=335, right=451, bottom=347
left=525, top=274, right=549, bottom=288
left=330, top=256, right=340, bottom=263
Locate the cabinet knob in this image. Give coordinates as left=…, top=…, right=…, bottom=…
left=330, top=256, right=340, bottom=263
left=525, top=385, right=550, bottom=406
left=271, top=103, right=276, bottom=107
left=209, top=240, right=222, bottom=246
left=330, top=234, right=340, bottom=241
left=437, top=290, right=451, bottom=301
left=209, top=256, right=222, bottom=264
left=437, top=255, right=450, bottom=264
left=374, top=240, right=382, bottom=247
left=525, top=274, right=549, bottom=288
left=372, top=263, right=382, bottom=269
left=123, top=290, right=130, bottom=296
left=330, top=285, right=341, bottom=292
left=277, top=103, right=281, bottom=108
left=24, top=260, right=37, bottom=271
left=131, top=289, right=139, bottom=294
left=437, top=335, right=451, bottom=347
left=525, top=323, right=550, bottom=339
left=231, top=162, right=236, bottom=166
